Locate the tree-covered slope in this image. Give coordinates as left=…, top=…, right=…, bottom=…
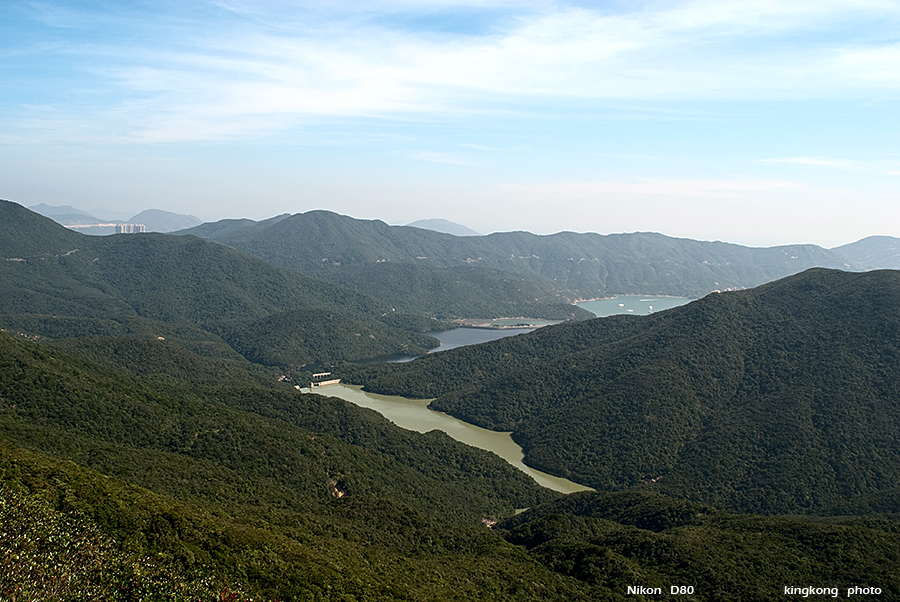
left=0, top=199, right=85, bottom=257
left=1, top=331, right=598, bottom=600
left=217, top=308, right=439, bottom=368
left=4, top=330, right=897, bottom=600
left=345, top=269, right=900, bottom=515
left=499, top=490, right=900, bottom=601
left=0, top=200, right=442, bottom=365
left=330, top=262, right=593, bottom=321
left=183, top=211, right=589, bottom=320
left=0, top=332, right=554, bottom=521
left=1, top=439, right=587, bottom=602
left=184, top=209, right=857, bottom=300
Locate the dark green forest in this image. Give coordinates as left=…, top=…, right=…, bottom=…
left=3, top=330, right=897, bottom=600
left=345, top=268, right=900, bottom=516
left=0, top=200, right=448, bottom=368
left=2, top=200, right=899, bottom=600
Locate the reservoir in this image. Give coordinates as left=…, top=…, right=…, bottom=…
left=306, top=383, right=591, bottom=495
left=359, top=326, right=536, bottom=363
left=578, top=295, right=691, bottom=317
left=366, top=297, right=693, bottom=365
left=428, top=326, right=535, bottom=351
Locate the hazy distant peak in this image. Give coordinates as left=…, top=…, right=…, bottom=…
left=832, top=235, right=900, bottom=270
left=29, top=203, right=98, bottom=220
left=406, top=218, right=480, bottom=237
left=127, top=209, right=202, bottom=233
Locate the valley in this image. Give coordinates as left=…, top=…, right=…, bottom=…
left=2, top=199, right=899, bottom=600
left=305, top=383, right=592, bottom=494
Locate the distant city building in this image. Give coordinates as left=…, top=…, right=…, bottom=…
left=116, top=223, right=145, bottom=233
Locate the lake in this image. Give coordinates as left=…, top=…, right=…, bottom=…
left=578, top=295, right=691, bottom=317
left=361, top=297, right=695, bottom=364
left=428, top=326, right=536, bottom=350
left=358, top=326, right=536, bottom=364
left=305, top=383, right=592, bottom=495
left=330, top=299, right=696, bottom=492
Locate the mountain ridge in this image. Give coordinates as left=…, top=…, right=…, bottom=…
left=0, top=200, right=443, bottom=366
left=181, top=210, right=860, bottom=301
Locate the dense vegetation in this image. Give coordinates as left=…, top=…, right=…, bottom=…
left=329, top=262, right=593, bottom=321
left=0, top=200, right=446, bottom=366
left=345, top=268, right=900, bottom=516
left=499, top=490, right=900, bottom=601
left=4, top=200, right=900, bottom=598
left=3, top=329, right=898, bottom=600
left=213, top=308, right=439, bottom=368
left=1, top=331, right=598, bottom=600
left=182, top=209, right=856, bottom=300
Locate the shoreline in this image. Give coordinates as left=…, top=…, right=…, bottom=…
left=451, top=318, right=556, bottom=330
left=573, top=293, right=697, bottom=303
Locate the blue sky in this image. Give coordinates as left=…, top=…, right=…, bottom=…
left=2, top=0, right=898, bottom=247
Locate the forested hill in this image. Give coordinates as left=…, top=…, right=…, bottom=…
left=181, top=209, right=856, bottom=299
left=0, top=331, right=582, bottom=600
left=4, top=328, right=897, bottom=599
left=498, top=490, right=900, bottom=599
left=182, top=210, right=592, bottom=320
left=344, top=268, right=900, bottom=516
left=0, top=200, right=442, bottom=366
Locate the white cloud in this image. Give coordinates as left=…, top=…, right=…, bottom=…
left=759, top=156, right=858, bottom=168
left=505, top=177, right=806, bottom=200
left=759, top=156, right=900, bottom=175
left=412, top=151, right=473, bottom=165
left=833, top=43, right=900, bottom=83
left=12, top=0, right=900, bottom=142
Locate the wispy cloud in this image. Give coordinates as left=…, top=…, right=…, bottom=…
left=6, top=0, right=900, bottom=143
left=505, top=177, right=806, bottom=200
left=461, top=143, right=501, bottom=152
left=412, top=151, right=473, bottom=165
left=759, top=156, right=859, bottom=168
left=760, top=156, right=900, bottom=175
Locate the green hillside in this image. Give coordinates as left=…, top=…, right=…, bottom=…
left=344, top=268, right=900, bottom=515
left=3, top=196, right=899, bottom=598
left=330, top=262, right=593, bottom=321
left=1, top=331, right=591, bottom=600
left=182, top=210, right=856, bottom=301
left=217, top=308, right=439, bottom=368
left=4, top=327, right=898, bottom=601
left=0, top=200, right=443, bottom=365
left=499, top=490, right=900, bottom=601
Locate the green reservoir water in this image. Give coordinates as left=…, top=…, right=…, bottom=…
left=306, top=383, right=591, bottom=495
left=578, top=295, right=691, bottom=317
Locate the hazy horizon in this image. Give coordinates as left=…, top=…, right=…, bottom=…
left=3, top=1, right=898, bottom=248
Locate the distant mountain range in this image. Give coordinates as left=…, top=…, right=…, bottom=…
left=346, top=267, right=900, bottom=516
left=179, top=209, right=880, bottom=307
left=406, top=217, right=481, bottom=236
left=29, top=203, right=201, bottom=233
left=833, top=235, right=900, bottom=270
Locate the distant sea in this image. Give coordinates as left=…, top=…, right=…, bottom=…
left=578, top=295, right=691, bottom=317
